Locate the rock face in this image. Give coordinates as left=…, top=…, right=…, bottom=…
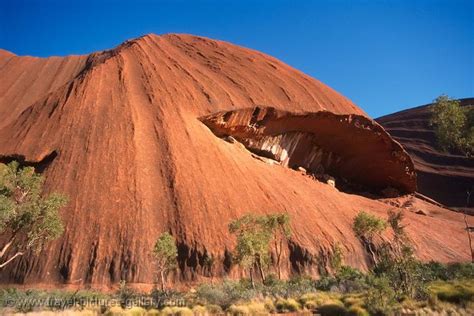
left=200, top=107, right=416, bottom=195
left=0, top=34, right=471, bottom=289
left=377, top=99, right=474, bottom=214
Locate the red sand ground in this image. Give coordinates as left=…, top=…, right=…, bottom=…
left=0, top=34, right=471, bottom=290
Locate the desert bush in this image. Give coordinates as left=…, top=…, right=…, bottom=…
left=192, top=305, right=207, bottom=316
left=315, top=266, right=366, bottom=293
left=283, top=275, right=316, bottom=297
left=146, top=309, right=160, bottom=316
left=227, top=304, right=250, bottom=315
left=316, top=300, right=346, bottom=316
left=353, top=211, right=387, bottom=265
left=105, top=306, right=125, bottom=316
left=117, top=280, right=136, bottom=308
left=126, top=306, right=147, bottom=316
left=196, top=280, right=256, bottom=309
left=246, top=302, right=268, bottom=315
left=275, top=298, right=300, bottom=312
left=298, top=292, right=340, bottom=309
left=428, top=280, right=474, bottom=305
left=342, top=294, right=364, bottom=308
left=363, top=276, right=396, bottom=315
left=262, top=298, right=275, bottom=313
left=346, top=305, right=369, bottom=316
left=171, top=306, right=194, bottom=316
left=204, top=304, right=223, bottom=314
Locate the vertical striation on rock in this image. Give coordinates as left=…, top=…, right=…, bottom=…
left=0, top=34, right=471, bottom=289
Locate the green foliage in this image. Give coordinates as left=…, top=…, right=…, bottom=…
left=363, top=275, right=397, bottom=315
left=152, top=232, right=178, bottom=290
left=196, top=276, right=317, bottom=309
left=196, top=280, right=257, bottom=309
left=229, top=215, right=272, bottom=268
left=374, top=211, right=428, bottom=300
left=346, top=305, right=369, bottom=316
left=153, top=232, right=178, bottom=268
left=0, top=161, right=67, bottom=268
left=117, top=280, right=136, bottom=308
left=262, top=213, right=291, bottom=239
left=431, top=95, right=474, bottom=156
left=317, top=301, right=347, bottom=316
left=0, top=288, right=108, bottom=313
left=420, top=261, right=474, bottom=282
left=275, top=298, right=300, bottom=312
left=428, top=280, right=474, bottom=305
left=316, top=266, right=367, bottom=293
left=229, top=213, right=292, bottom=283
left=352, top=211, right=387, bottom=241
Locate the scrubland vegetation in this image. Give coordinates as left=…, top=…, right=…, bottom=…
left=1, top=263, right=473, bottom=315
left=0, top=161, right=473, bottom=315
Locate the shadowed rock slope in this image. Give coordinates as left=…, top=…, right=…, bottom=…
left=377, top=99, right=474, bottom=214
left=0, top=34, right=471, bottom=289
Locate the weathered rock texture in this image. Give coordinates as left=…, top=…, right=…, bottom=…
left=377, top=99, right=474, bottom=214
left=200, top=107, right=416, bottom=195
left=0, top=34, right=471, bottom=290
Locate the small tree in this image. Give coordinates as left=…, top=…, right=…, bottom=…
left=376, top=211, right=426, bottom=299
left=152, top=232, right=178, bottom=291
left=0, top=161, right=67, bottom=269
left=431, top=95, right=473, bottom=156
left=353, top=211, right=387, bottom=265
left=229, top=214, right=272, bottom=287
left=261, top=213, right=291, bottom=280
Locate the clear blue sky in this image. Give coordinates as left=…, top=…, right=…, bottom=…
left=1, top=0, right=472, bottom=118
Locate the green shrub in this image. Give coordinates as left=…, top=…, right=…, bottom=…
left=105, top=306, right=125, bottom=315
left=170, top=306, right=194, bottom=316
left=342, top=295, right=364, bottom=308
left=118, top=280, right=136, bottom=308
left=303, top=299, right=319, bottom=310
left=196, top=280, right=256, bottom=308
left=430, top=95, right=473, bottom=156
left=363, top=276, right=396, bottom=315
left=246, top=302, right=268, bottom=315
left=283, top=275, right=317, bottom=297
left=126, top=306, right=147, bottom=316
left=346, top=305, right=369, bottom=316
left=275, top=298, right=300, bottom=312
left=227, top=304, right=250, bottom=315
left=263, top=298, right=275, bottom=313
left=299, top=292, right=338, bottom=308
left=429, top=280, right=474, bottom=305
left=317, top=300, right=347, bottom=316
left=205, top=304, right=223, bottom=314
left=352, top=212, right=386, bottom=239
left=315, top=275, right=338, bottom=291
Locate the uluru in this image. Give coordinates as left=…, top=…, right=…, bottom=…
left=0, top=33, right=471, bottom=290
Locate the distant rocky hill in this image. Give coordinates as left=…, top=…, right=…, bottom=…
left=377, top=98, right=474, bottom=214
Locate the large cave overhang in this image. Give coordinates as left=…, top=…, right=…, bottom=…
left=200, top=107, right=417, bottom=195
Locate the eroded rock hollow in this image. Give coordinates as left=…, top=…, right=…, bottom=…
left=200, top=107, right=417, bottom=196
